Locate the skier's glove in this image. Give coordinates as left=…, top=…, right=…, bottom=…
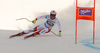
left=59, top=32, right=61, bottom=37
left=32, top=19, right=37, bottom=24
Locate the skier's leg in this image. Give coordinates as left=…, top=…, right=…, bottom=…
left=11, top=28, right=34, bottom=37
left=31, top=28, right=51, bottom=36
left=24, top=23, right=51, bottom=39
left=10, top=28, right=38, bottom=38
left=24, top=28, right=51, bottom=39
left=16, top=25, right=40, bottom=36
left=12, top=23, right=44, bottom=36
left=31, top=23, right=51, bottom=36
left=10, top=31, right=28, bottom=38
left=33, top=23, right=45, bottom=32
left=26, top=23, right=45, bottom=33
left=12, top=31, right=27, bottom=36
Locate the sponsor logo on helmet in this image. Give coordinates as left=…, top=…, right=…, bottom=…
left=52, top=11, right=55, bottom=14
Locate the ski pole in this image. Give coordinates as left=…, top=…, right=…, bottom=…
left=50, top=31, right=59, bottom=36
left=16, top=18, right=32, bottom=22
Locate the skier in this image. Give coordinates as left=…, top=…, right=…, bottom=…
left=10, top=10, right=62, bottom=39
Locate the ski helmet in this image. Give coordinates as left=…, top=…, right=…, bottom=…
left=50, top=10, right=57, bottom=15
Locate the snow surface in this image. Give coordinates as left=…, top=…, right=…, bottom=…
left=0, top=30, right=100, bottom=53
left=0, top=0, right=100, bottom=53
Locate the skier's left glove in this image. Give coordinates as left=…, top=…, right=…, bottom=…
left=59, top=31, right=61, bottom=37
left=32, top=19, right=37, bottom=24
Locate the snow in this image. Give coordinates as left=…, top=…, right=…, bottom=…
left=0, top=30, right=100, bottom=53
left=0, top=0, right=100, bottom=53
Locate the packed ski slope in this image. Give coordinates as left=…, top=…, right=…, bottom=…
left=0, top=30, right=100, bottom=53
left=0, top=0, right=100, bottom=53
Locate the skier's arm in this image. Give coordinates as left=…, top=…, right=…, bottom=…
left=56, top=19, right=62, bottom=37
left=32, top=15, right=49, bottom=24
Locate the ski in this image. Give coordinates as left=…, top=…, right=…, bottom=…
left=24, top=35, right=33, bottom=39
left=10, top=34, right=18, bottom=38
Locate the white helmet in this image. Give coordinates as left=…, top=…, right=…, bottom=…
left=50, top=10, right=57, bottom=15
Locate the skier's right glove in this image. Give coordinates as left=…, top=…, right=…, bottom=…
left=32, top=19, right=37, bottom=24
